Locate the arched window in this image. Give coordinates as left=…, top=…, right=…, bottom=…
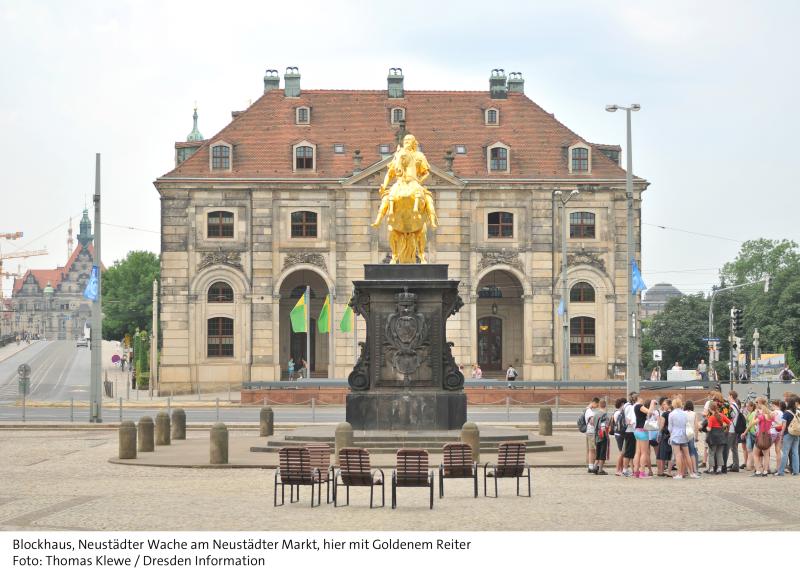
left=570, top=316, right=595, bottom=356
left=207, top=211, right=234, bottom=238
left=487, top=211, right=513, bottom=238
left=489, top=146, right=508, bottom=171
left=211, top=144, right=231, bottom=170
left=391, top=107, right=405, bottom=124
left=570, top=282, right=595, bottom=303
left=291, top=211, right=317, bottom=238
left=485, top=108, right=499, bottom=125
left=295, top=145, right=314, bottom=170
left=208, top=282, right=234, bottom=303
left=571, top=147, right=589, bottom=171
left=570, top=212, right=595, bottom=239
left=207, top=317, right=234, bottom=357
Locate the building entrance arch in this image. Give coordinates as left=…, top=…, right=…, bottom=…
left=278, top=269, right=330, bottom=378
left=475, top=269, right=523, bottom=377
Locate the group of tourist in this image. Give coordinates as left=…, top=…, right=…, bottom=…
left=582, top=389, right=800, bottom=479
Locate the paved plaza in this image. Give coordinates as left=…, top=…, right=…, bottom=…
left=2, top=429, right=800, bottom=531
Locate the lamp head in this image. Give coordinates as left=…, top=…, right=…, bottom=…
left=605, top=104, right=618, bottom=112
left=569, top=189, right=580, bottom=198
left=631, top=104, right=641, bottom=111
left=553, top=190, right=563, bottom=197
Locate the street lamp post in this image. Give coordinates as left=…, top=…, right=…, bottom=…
left=554, top=189, right=579, bottom=382
left=606, top=103, right=641, bottom=394
left=752, top=328, right=760, bottom=380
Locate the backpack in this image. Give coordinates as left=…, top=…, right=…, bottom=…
left=577, top=412, right=588, bottom=433
left=788, top=411, right=800, bottom=437
left=781, top=369, right=793, bottom=381
left=734, top=409, right=747, bottom=435
left=615, top=408, right=627, bottom=435
left=595, top=413, right=609, bottom=444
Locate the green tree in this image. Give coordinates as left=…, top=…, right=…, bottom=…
left=645, top=294, right=709, bottom=374
left=101, top=251, right=160, bottom=341
left=720, top=239, right=799, bottom=285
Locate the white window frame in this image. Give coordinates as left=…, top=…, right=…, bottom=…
left=487, top=141, right=510, bottom=173
left=390, top=107, right=405, bottom=124
left=568, top=142, right=592, bottom=174
left=485, top=108, right=499, bottom=125
left=209, top=140, right=232, bottom=172
left=292, top=140, right=317, bottom=172
left=295, top=106, right=311, bottom=125
left=454, top=144, right=467, bottom=155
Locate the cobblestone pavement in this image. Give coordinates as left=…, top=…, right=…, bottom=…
left=2, top=430, right=800, bottom=531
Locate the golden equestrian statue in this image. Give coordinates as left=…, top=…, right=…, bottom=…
left=371, top=134, right=438, bottom=263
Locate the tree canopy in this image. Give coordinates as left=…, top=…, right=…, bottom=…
left=101, top=251, right=160, bottom=341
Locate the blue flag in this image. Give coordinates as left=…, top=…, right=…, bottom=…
left=557, top=298, right=565, bottom=317
left=83, top=266, right=99, bottom=301
left=631, top=259, right=647, bottom=294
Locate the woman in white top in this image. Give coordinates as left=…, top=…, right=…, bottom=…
left=684, top=399, right=700, bottom=476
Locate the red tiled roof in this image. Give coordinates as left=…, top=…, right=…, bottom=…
left=11, top=243, right=101, bottom=296
left=160, top=89, right=635, bottom=181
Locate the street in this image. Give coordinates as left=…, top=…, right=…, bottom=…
left=0, top=340, right=92, bottom=402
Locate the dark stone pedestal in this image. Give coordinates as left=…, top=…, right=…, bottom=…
left=346, top=264, right=466, bottom=431
left=346, top=390, right=467, bottom=431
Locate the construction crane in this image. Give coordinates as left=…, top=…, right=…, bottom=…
left=0, top=248, right=49, bottom=295
left=0, top=232, right=23, bottom=240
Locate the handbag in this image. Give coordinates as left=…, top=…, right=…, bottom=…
left=644, top=412, right=660, bottom=432
left=756, top=429, right=773, bottom=451
left=686, top=418, right=695, bottom=441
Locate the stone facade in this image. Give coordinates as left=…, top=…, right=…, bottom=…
left=154, top=69, right=648, bottom=394
left=4, top=210, right=96, bottom=340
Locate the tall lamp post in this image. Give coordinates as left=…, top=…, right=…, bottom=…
left=606, top=103, right=641, bottom=394
left=554, top=189, right=579, bottom=382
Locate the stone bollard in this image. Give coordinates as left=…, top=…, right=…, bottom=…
left=138, top=416, right=154, bottom=452
left=210, top=422, right=228, bottom=465
left=259, top=407, right=274, bottom=437
left=155, top=411, right=171, bottom=446
left=118, top=420, right=137, bottom=459
left=334, top=422, right=354, bottom=465
left=539, top=407, right=553, bottom=437
left=460, top=422, right=480, bottom=463
left=171, top=408, right=186, bottom=440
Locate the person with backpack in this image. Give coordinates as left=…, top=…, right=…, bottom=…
left=593, top=399, right=610, bottom=475
left=656, top=397, right=673, bottom=477
left=705, top=401, right=731, bottom=474
left=612, top=398, right=627, bottom=476
left=779, top=364, right=796, bottom=382
left=581, top=397, right=600, bottom=473
left=744, top=399, right=773, bottom=477
left=725, top=391, right=743, bottom=472
left=777, top=397, right=800, bottom=476
left=505, top=364, right=518, bottom=385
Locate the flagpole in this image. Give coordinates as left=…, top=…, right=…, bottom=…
left=329, top=289, right=335, bottom=378
left=306, top=285, right=311, bottom=379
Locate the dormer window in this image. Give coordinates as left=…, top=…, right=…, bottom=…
left=391, top=107, right=405, bottom=124
left=454, top=145, right=467, bottom=155
left=292, top=141, right=316, bottom=171
left=333, top=143, right=345, bottom=154
left=487, top=143, right=509, bottom=172
left=211, top=143, right=231, bottom=170
left=569, top=143, right=591, bottom=173
left=379, top=144, right=391, bottom=156
left=485, top=108, right=499, bottom=125
left=296, top=106, right=310, bottom=125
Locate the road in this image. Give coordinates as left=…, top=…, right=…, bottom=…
left=0, top=340, right=91, bottom=403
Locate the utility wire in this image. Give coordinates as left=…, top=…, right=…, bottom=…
left=643, top=222, right=742, bottom=243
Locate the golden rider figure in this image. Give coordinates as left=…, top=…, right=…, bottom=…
left=371, top=134, right=438, bottom=263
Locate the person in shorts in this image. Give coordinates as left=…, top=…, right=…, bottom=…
left=593, top=399, right=610, bottom=475
left=584, top=397, right=600, bottom=473
left=668, top=396, right=695, bottom=479
left=612, top=397, right=627, bottom=475
left=622, top=392, right=638, bottom=477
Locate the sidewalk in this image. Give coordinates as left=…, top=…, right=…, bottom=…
left=0, top=340, right=33, bottom=363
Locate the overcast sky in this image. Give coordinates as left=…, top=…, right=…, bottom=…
left=1, top=0, right=797, bottom=298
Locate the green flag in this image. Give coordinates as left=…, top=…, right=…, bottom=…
left=290, top=293, right=307, bottom=333
left=318, top=295, right=330, bottom=333
left=339, top=305, right=353, bottom=333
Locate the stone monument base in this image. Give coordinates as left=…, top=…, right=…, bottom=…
left=346, top=390, right=467, bottom=431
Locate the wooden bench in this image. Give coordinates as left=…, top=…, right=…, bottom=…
left=392, top=449, right=434, bottom=510
left=483, top=441, right=531, bottom=498
left=274, top=447, right=323, bottom=507
left=305, top=443, right=334, bottom=504
left=334, top=447, right=384, bottom=508
left=439, top=442, right=478, bottom=498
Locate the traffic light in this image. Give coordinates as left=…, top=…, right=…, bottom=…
left=730, top=308, right=743, bottom=335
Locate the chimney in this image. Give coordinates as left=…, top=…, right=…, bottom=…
left=489, top=68, right=507, bottom=99
left=284, top=67, right=301, bottom=97
left=507, top=72, right=524, bottom=94
left=263, top=69, right=279, bottom=93
left=387, top=67, right=404, bottom=98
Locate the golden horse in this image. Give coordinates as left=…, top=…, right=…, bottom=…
left=371, top=134, right=438, bottom=264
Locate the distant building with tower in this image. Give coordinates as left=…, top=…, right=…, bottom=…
left=3, top=210, right=99, bottom=340
left=641, top=283, right=683, bottom=318
left=154, top=67, right=648, bottom=394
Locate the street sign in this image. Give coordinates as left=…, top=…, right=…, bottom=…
left=702, top=338, right=721, bottom=342
left=653, top=350, right=662, bottom=361
left=17, top=363, right=31, bottom=378
left=18, top=376, right=29, bottom=395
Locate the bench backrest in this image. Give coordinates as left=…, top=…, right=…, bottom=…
left=442, top=443, right=475, bottom=477
left=338, top=447, right=373, bottom=486
left=305, top=443, right=331, bottom=477
left=396, top=449, right=430, bottom=486
left=278, top=447, right=316, bottom=483
left=496, top=442, right=526, bottom=477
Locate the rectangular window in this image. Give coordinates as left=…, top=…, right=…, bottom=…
left=207, top=211, right=235, bottom=238
left=333, top=143, right=345, bottom=154
left=570, top=316, right=596, bottom=356
left=296, top=107, right=309, bottom=124
left=490, top=147, right=508, bottom=171
left=208, top=317, right=234, bottom=357
left=454, top=145, right=467, bottom=154
left=571, top=147, right=589, bottom=171
left=487, top=109, right=498, bottom=124
left=569, top=212, right=596, bottom=239
left=487, top=211, right=514, bottom=238
left=291, top=211, right=318, bottom=238
left=379, top=144, right=391, bottom=155
left=212, top=145, right=230, bottom=170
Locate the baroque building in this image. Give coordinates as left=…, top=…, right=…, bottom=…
left=155, top=68, right=648, bottom=393
left=6, top=210, right=97, bottom=340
